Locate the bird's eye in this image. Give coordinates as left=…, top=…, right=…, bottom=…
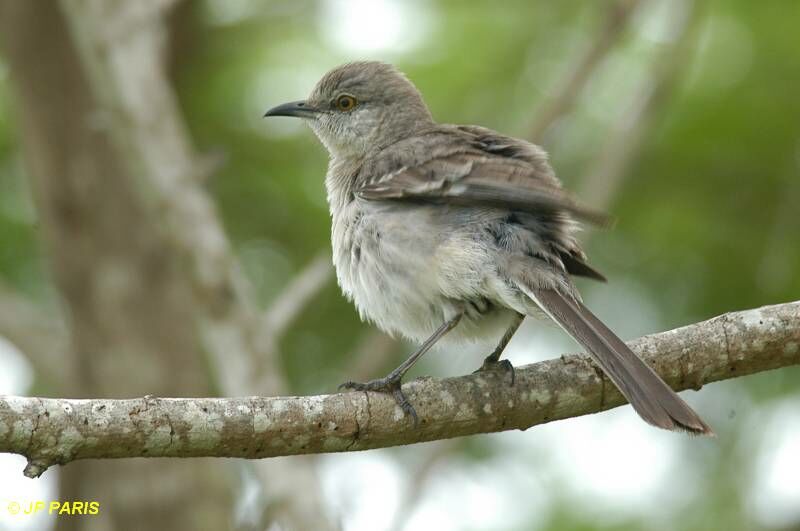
left=335, top=95, right=357, bottom=111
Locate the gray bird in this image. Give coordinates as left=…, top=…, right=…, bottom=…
left=265, top=61, right=712, bottom=435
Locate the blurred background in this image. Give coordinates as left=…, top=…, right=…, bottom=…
left=0, top=0, right=798, bottom=530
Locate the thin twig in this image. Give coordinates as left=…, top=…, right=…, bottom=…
left=262, top=253, right=333, bottom=340
left=529, top=0, right=640, bottom=142
left=578, top=0, right=703, bottom=206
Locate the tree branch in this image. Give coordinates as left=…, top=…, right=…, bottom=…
left=262, top=253, right=333, bottom=343
left=2, top=301, right=798, bottom=478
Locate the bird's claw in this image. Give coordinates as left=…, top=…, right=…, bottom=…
left=338, top=377, right=419, bottom=427
left=473, top=357, right=515, bottom=386
left=338, top=377, right=399, bottom=393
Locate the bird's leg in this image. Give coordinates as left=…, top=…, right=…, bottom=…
left=339, top=312, right=464, bottom=425
left=473, top=312, right=524, bottom=385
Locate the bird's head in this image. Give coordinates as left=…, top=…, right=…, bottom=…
left=264, top=61, right=433, bottom=159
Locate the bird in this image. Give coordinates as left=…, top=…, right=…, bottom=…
left=264, top=61, right=712, bottom=435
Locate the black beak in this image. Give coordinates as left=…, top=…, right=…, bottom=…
left=263, top=100, right=319, bottom=118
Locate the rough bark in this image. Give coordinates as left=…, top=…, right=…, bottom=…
left=2, top=301, right=798, bottom=476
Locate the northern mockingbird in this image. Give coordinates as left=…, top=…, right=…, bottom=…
left=265, top=61, right=712, bottom=435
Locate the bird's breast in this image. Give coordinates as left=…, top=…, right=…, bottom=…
left=331, top=201, right=438, bottom=331
left=330, top=201, right=520, bottom=345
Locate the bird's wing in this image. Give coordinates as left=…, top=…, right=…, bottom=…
left=356, top=150, right=612, bottom=226
left=560, top=251, right=607, bottom=282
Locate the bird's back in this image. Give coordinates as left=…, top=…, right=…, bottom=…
left=356, top=124, right=598, bottom=278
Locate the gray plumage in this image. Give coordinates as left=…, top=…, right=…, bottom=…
left=265, top=61, right=712, bottom=435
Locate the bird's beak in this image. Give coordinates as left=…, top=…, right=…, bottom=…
left=263, top=100, right=319, bottom=118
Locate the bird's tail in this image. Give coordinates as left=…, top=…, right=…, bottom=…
left=518, top=285, right=713, bottom=435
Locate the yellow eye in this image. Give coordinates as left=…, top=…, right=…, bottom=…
left=335, top=95, right=357, bottom=111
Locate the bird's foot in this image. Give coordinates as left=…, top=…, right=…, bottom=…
left=338, top=376, right=418, bottom=426
left=473, top=357, right=515, bottom=386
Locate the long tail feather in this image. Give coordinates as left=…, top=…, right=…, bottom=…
left=522, top=287, right=713, bottom=435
